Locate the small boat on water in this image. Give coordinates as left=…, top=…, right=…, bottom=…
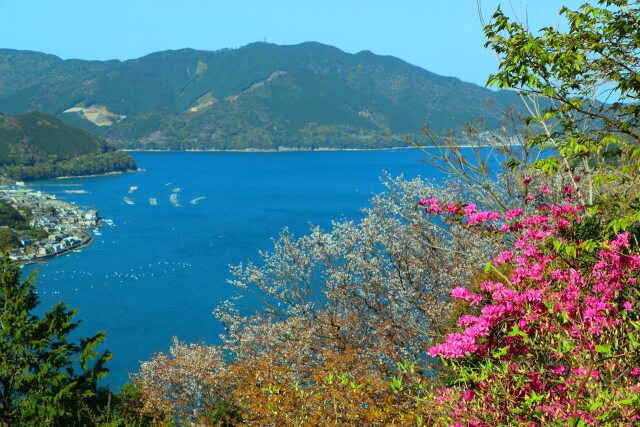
left=149, top=198, right=158, bottom=206
left=172, top=187, right=182, bottom=193
left=128, top=186, right=139, bottom=194
left=191, top=196, right=206, bottom=205
left=123, top=197, right=134, bottom=205
left=93, top=228, right=102, bottom=236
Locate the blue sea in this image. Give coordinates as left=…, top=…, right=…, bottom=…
left=26, top=149, right=440, bottom=387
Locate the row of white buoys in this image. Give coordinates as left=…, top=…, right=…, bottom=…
left=40, top=269, right=95, bottom=278
left=104, top=261, right=192, bottom=281
left=40, top=290, right=63, bottom=295
left=39, top=269, right=93, bottom=293
left=37, top=259, right=193, bottom=296
left=40, top=261, right=194, bottom=287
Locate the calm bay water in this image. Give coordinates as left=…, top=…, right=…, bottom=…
left=27, top=150, right=437, bottom=387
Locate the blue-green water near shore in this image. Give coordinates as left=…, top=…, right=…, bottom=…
left=26, top=149, right=438, bottom=387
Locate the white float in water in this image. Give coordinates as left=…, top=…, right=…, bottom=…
left=169, top=193, right=181, bottom=207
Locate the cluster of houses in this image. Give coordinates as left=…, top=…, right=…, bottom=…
left=0, top=184, right=100, bottom=263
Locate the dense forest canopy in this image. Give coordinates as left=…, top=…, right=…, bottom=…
left=0, top=112, right=136, bottom=180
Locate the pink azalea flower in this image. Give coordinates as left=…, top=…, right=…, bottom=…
left=463, top=203, right=477, bottom=215
left=505, top=208, right=523, bottom=219
left=451, top=287, right=472, bottom=300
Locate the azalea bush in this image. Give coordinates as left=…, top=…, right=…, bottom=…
left=420, top=186, right=640, bottom=426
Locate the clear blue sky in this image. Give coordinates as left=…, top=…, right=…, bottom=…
left=0, top=0, right=566, bottom=87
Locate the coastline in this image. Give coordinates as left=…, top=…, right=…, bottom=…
left=28, top=143, right=502, bottom=184
left=19, top=233, right=94, bottom=266
left=54, top=168, right=144, bottom=180
left=122, top=146, right=414, bottom=153
left=120, top=144, right=500, bottom=153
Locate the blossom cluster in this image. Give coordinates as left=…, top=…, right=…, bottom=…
left=421, top=190, right=640, bottom=425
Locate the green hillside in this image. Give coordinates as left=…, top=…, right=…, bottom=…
left=0, top=112, right=137, bottom=180
left=0, top=42, right=523, bottom=149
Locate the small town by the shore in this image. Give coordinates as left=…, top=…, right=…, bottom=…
left=0, top=183, right=99, bottom=264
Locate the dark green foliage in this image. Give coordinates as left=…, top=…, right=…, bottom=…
left=0, top=254, right=111, bottom=425
left=0, top=111, right=109, bottom=160
left=80, top=384, right=155, bottom=426
left=0, top=228, right=18, bottom=250
left=3, top=151, right=137, bottom=181
left=0, top=201, right=28, bottom=230
left=0, top=42, right=524, bottom=150
left=0, top=112, right=137, bottom=180
left=0, top=50, right=112, bottom=114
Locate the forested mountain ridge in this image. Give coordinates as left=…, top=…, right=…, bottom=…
left=0, top=42, right=521, bottom=150
left=0, top=112, right=137, bottom=180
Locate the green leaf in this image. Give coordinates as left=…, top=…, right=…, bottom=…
left=484, top=261, right=493, bottom=273
left=492, top=345, right=510, bottom=358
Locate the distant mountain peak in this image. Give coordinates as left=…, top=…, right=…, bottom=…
left=0, top=42, right=520, bottom=150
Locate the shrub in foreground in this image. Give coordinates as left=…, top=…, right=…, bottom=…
left=421, top=190, right=640, bottom=425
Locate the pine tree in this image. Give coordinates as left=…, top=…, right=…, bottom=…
left=0, top=254, right=111, bottom=426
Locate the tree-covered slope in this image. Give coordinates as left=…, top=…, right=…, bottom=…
left=0, top=112, right=137, bottom=180
left=0, top=42, right=523, bottom=149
